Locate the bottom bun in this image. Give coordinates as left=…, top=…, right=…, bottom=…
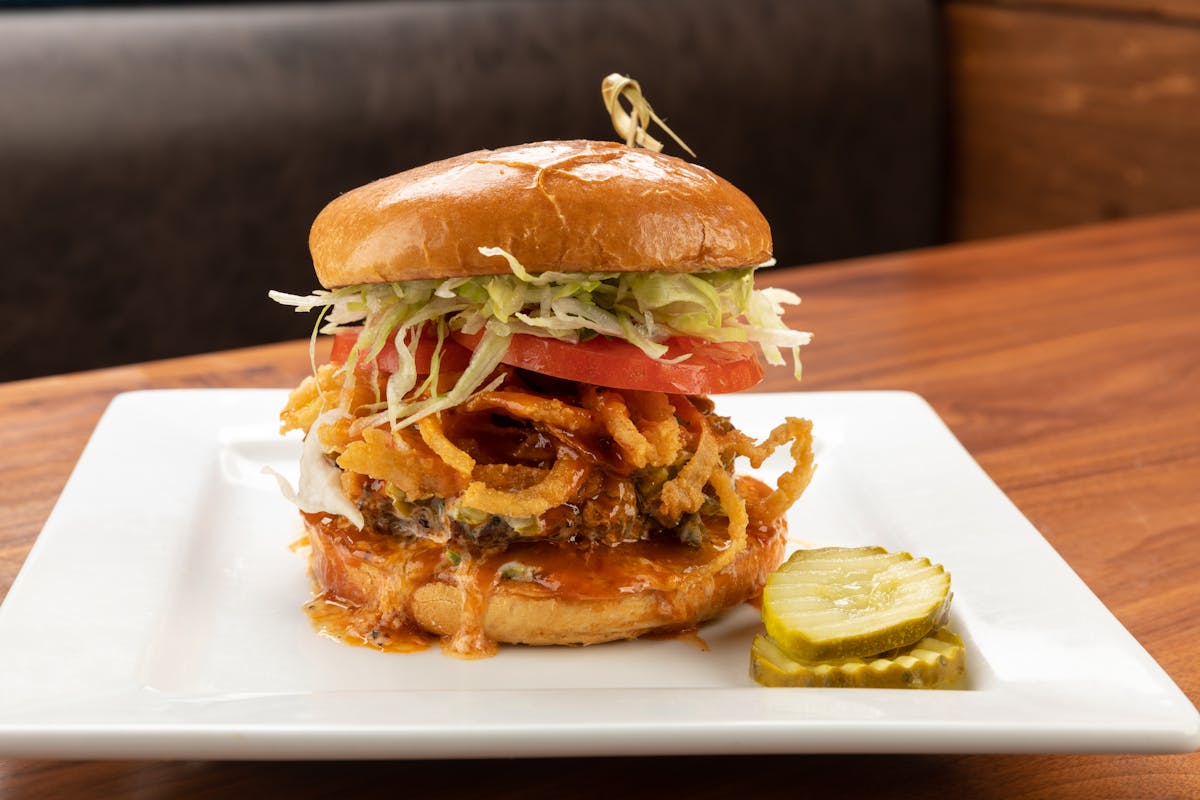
left=304, top=479, right=787, bottom=653
left=409, top=523, right=786, bottom=646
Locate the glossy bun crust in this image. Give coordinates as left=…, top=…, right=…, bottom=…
left=309, top=140, right=772, bottom=288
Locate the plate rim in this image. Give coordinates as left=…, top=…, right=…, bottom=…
left=0, top=387, right=1196, bottom=759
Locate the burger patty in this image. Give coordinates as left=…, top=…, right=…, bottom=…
left=306, top=370, right=745, bottom=551
left=354, top=460, right=717, bottom=549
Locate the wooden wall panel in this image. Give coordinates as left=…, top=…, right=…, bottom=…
left=945, top=2, right=1200, bottom=240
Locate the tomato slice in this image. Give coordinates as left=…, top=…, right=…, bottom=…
left=452, top=331, right=763, bottom=395
left=331, top=327, right=763, bottom=394
left=329, top=329, right=473, bottom=375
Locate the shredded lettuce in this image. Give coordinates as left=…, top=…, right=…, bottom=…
left=264, top=409, right=365, bottom=528
left=268, top=247, right=811, bottom=428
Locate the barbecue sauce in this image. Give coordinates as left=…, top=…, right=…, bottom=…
left=304, top=592, right=436, bottom=653
left=299, top=477, right=782, bottom=659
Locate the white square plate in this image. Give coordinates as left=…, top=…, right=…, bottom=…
left=0, top=389, right=1195, bottom=759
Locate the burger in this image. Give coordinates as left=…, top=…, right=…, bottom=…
left=270, top=139, right=814, bottom=658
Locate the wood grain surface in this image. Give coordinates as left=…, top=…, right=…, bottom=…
left=0, top=211, right=1197, bottom=797
left=945, top=1, right=1200, bottom=239
left=982, top=0, right=1200, bottom=24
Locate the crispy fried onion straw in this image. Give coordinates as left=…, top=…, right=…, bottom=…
left=459, top=447, right=586, bottom=517
left=624, top=390, right=683, bottom=466
left=583, top=387, right=656, bottom=468
left=628, top=391, right=686, bottom=465
left=418, top=413, right=475, bottom=477
left=280, top=363, right=357, bottom=435
left=704, top=466, right=748, bottom=577
left=286, top=366, right=813, bottom=557
left=337, top=427, right=466, bottom=500
left=601, top=73, right=696, bottom=157
left=463, top=391, right=599, bottom=434
left=658, top=422, right=720, bottom=521
left=730, top=417, right=816, bottom=523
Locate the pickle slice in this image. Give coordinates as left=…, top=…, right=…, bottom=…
left=762, top=546, right=951, bottom=661
left=751, top=628, right=966, bottom=689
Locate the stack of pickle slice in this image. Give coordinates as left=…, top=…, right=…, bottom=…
left=752, top=546, right=966, bottom=688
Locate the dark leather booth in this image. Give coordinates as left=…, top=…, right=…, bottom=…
left=0, top=0, right=942, bottom=380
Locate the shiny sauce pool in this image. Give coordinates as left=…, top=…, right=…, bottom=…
left=304, top=591, right=435, bottom=653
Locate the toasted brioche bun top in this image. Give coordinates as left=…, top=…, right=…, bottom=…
left=309, top=140, right=772, bottom=288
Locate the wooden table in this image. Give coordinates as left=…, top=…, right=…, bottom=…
left=1, top=211, right=1197, bottom=797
